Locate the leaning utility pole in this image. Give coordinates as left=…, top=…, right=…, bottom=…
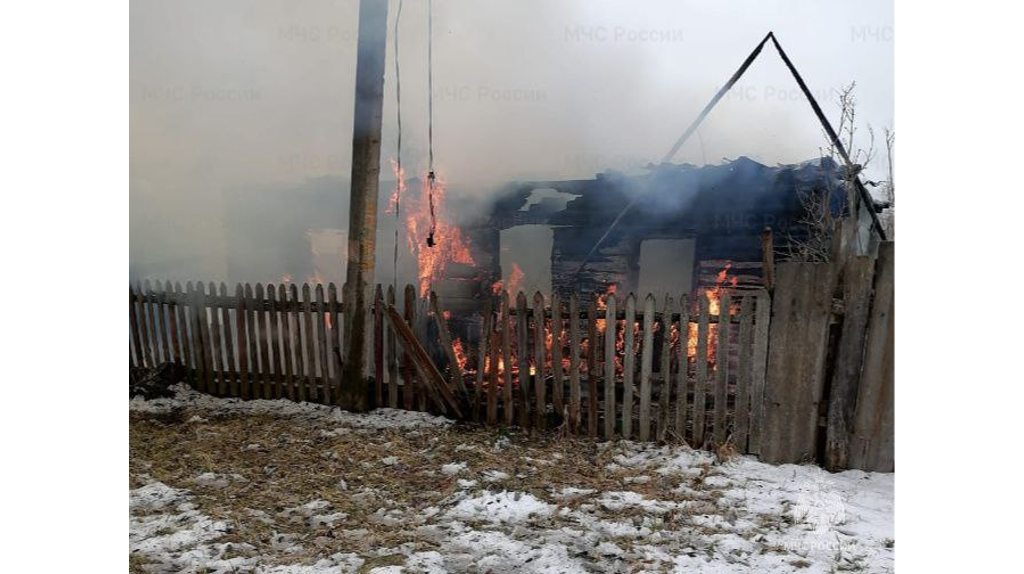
left=341, top=0, right=389, bottom=411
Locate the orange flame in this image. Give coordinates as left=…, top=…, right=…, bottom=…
left=390, top=163, right=474, bottom=295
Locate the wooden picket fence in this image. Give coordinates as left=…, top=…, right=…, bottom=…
left=129, top=281, right=345, bottom=403
left=129, top=280, right=771, bottom=452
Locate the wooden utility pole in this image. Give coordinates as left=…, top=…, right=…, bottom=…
left=341, top=0, right=389, bottom=411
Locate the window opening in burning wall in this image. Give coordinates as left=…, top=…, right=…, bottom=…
left=497, top=224, right=554, bottom=295
left=637, top=238, right=696, bottom=300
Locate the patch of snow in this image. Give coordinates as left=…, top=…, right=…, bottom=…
left=130, top=384, right=452, bottom=431
left=448, top=491, right=555, bottom=524
left=441, top=462, right=467, bottom=475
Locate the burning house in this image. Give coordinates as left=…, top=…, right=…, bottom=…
left=430, top=155, right=881, bottom=321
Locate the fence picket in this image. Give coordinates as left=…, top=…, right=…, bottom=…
left=403, top=285, right=417, bottom=410
left=375, top=285, right=385, bottom=405
left=302, top=284, right=317, bottom=402
left=254, top=284, right=271, bottom=399
left=550, top=292, right=564, bottom=421
left=175, top=282, right=193, bottom=383
left=748, top=291, right=771, bottom=454
left=129, top=285, right=144, bottom=368
left=714, top=292, right=732, bottom=446
left=516, top=292, right=531, bottom=429
left=735, top=295, right=755, bottom=452
left=167, top=281, right=182, bottom=365
left=587, top=296, right=599, bottom=437
left=386, top=285, right=398, bottom=408
left=603, top=293, right=617, bottom=439
left=675, top=294, right=690, bottom=442
left=501, top=291, right=514, bottom=426
left=137, top=281, right=154, bottom=368
left=657, top=295, right=674, bottom=441
left=196, top=282, right=214, bottom=393
left=533, top=291, right=547, bottom=430
left=329, top=283, right=342, bottom=402
left=235, top=284, right=250, bottom=399
left=568, top=293, right=581, bottom=434
left=243, top=282, right=260, bottom=396
left=315, top=284, right=331, bottom=405
left=217, top=284, right=235, bottom=395
left=154, top=282, right=172, bottom=365
left=207, top=282, right=225, bottom=395
left=267, top=284, right=281, bottom=398
left=622, top=294, right=636, bottom=440
left=286, top=284, right=303, bottom=401
left=694, top=294, right=710, bottom=447
left=477, top=295, right=492, bottom=423
left=487, top=304, right=500, bottom=426
left=639, top=294, right=655, bottom=442
left=278, top=284, right=295, bottom=400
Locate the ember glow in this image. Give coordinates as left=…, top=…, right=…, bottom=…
left=492, top=262, right=525, bottom=295
left=451, top=336, right=468, bottom=371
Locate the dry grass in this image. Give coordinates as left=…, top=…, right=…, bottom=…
left=130, top=407, right=731, bottom=568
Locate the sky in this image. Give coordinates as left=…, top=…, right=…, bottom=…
left=130, top=0, right=893, bottom=282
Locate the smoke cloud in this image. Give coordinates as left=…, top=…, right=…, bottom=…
left=130, top=0, right=893, bottom=284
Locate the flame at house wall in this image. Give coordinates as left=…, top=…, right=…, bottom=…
left=387, top=161, right=474, bottom=296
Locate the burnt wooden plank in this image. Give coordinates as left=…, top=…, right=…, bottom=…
left=501, top=291, right=514, bottom=426
left=825, top=255, right=876, bottom=471
left=713, top=292, right=732, bottom=446
left=516, top=292, right=532, bottom=429
left=301, top=284, right=317, bottom=402
left=383, top=304, right=463, bottom=417
left=603, top=293, right=617, bottom=439
left=734, top=295, right=755, bottom=452
left=748, top=290, right=771, bottom=454
left=403, top=285, right=417, bottom=410
left=761, top=263, right=837, bottom=464
left=550, top=292, right=564, bottom=420
left=675, top=294, right=690, bottom=442
left=849, top=242, right=894, bottom=472
left=315, top=284, right=331, bottom=405
left=416, top=297, right=431, bottom=411
left=386, top=285, right=398, bottom=408
left=235, top=284, right=250, bottom=399
left=694, top=294, right=710, bottom=448
left=279, top=284, right=296, bottom=401
left=533, top=291, right=547, bottom=430
left=568, top=293, right=581, bottom=434
left=657, top=295, right=674, bottom=441
left=621, top=294, right=636, bottom=440
left=639, top=294, right=655, bottom=442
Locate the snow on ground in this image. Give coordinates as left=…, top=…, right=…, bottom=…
left=130, top=386, right=893, bottom=573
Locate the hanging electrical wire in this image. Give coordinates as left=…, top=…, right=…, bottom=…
left=425, top=0, right=437, bottom=248
left=391, top=0, right=404, bottom=292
